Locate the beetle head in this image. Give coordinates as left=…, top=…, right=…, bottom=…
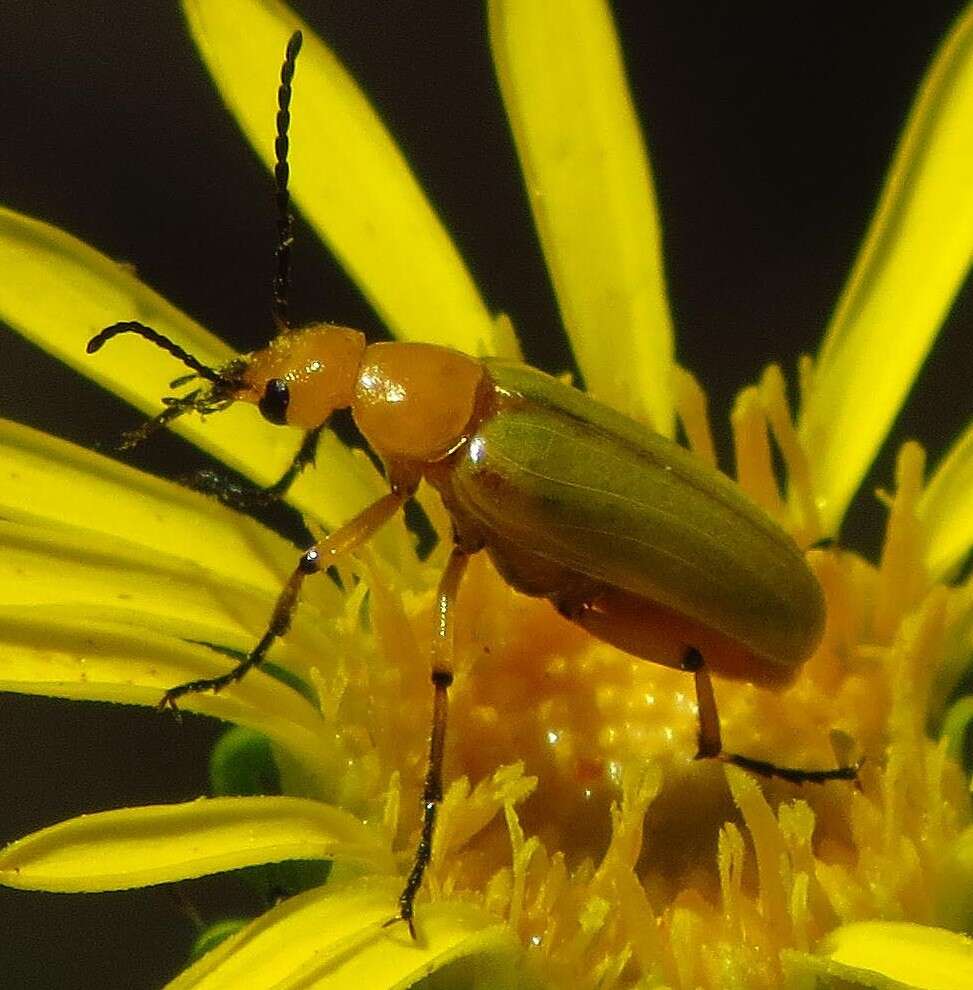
left=86, top=321, right=367, bottom=447
left=235, top=324, right=367, bottom=431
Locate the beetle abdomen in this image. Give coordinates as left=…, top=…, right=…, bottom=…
left=447, top=365, right=824, bottom=670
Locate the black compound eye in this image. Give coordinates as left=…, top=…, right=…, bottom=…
left=258, top=378, right=290, bottom=425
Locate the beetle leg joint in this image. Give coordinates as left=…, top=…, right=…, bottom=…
left=681, top=646, right=703, bottom=672
left=695, top=739, right=722, bottom=761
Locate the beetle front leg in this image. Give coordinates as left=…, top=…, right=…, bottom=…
left=159, top=487, right=409, bottom=709
left=384, top=545, right=470, bottom=939
left=259, top=425, right=325, bottom=501
left=188, top=424, right=324, bottom=511
left=681, top=648, right=859, bottom=783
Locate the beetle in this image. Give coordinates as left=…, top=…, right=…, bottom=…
left=87, top=30, right=856, bottom=937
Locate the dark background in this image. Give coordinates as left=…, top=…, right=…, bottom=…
left=0, top=2, right=970, bottom=987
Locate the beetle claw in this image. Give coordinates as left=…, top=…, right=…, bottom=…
left=381, top=909, right=417, bottom=941
left=156, top=691, right=182, bottom=722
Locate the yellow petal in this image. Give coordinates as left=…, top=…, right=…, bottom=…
left=0, top=519, right=282, bottom=643
left=4, top=410, right=406, bottom=596
left=0, top=609, right=333, bottom=781
left=167, top=876, right=521, bottom=990
left=800, top=6, right=973, bottom=534
left=0, top=796, right=392, bottom=892
left=919, top=419, right=973, bottom=580
left=0, top=207, right=271, bottom=475
left=0, top=419, right=293, bottom=593
left=0, top=519, right=342, bottom=675
left=0, top=207, right=377, bottom=532
left=784, top=921, right=973, bottom=990
left=0, top=419, right=361, bottom=654
left=489, top=0, right=674, bottom=434
left=182, top=0, right=503, bottom=357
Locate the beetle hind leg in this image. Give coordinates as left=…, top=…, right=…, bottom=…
left=556, top=589, right=859, bottom=785
left=682, top=647, right=860, bottom=784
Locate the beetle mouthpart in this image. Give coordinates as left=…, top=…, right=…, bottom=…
left=114, top=386, right=237, bottom=452
left=114, top=393, right=201, bottom=451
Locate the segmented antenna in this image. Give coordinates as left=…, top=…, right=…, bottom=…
left=86, top=321, right=224, bottom=385
left=272, top=30, right=304, bottom=330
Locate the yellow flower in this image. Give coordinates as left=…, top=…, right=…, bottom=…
left=2, top=1, right=973, bottom=988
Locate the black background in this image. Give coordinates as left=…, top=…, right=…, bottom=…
left=0, top=3, right=970, bottom=987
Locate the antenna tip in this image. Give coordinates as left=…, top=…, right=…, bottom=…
left=86, top=333, right=106, bottom=354
left=288, top=30, right=303, bottom=56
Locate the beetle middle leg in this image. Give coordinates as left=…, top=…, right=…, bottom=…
left=384, top=544, right=471, bottom=939
left=159, top=485, right=410, bottom=709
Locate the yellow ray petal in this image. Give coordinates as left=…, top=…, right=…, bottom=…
left=0, top=519, right=289, bottom=643
left=182, top=0, right=504, bottom=357
left=0, top=208, right=268, bottom=471
left=0, top=419, right=292, bottom=592
left=919, top=419, right=973, bottom=580
left=0, top=519, right=340, bottom=674
left=167, top=876, right=520, bottom=990
left=0, top=413, right=409, bottom=591
left=800, top=6, right=973, bottom=534
left=0, top=796, right=392, bottom=892
left=784, top=921, right=973, bottom=990
left=489, top=0, right=674, bottom=434
left=0, top=609, right=333, bottom=781
left=0, top=208, right=378, bottom=532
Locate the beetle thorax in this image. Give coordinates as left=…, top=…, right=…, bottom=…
left=352, top=341, right=485, bottom=462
